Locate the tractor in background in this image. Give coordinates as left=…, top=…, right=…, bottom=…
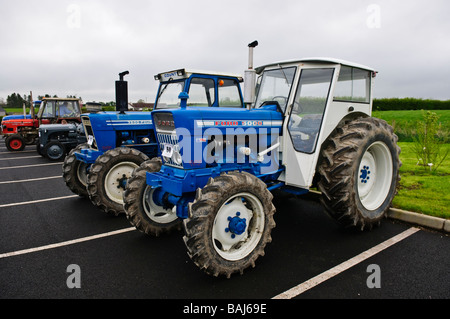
left=37, top=103, right=103, bottom=160
left=1, top=97, right=82, bottom=151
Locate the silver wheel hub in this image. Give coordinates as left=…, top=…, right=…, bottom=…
left=143, top=187, right=178, bottom=224
left=104, top=161, right=139, bottom=204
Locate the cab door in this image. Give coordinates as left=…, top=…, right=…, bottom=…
left=282, top=65, right=338, bottom=189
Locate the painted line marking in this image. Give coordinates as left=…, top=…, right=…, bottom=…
left=0, top=227, right=136, bottom=259
left=0, top=195, right=78, bottom=208
left=0, top=155, right=41, bottom=161
left=272, top=227, right=421, bottom=299
left=0, top=150, right=37, bottom=154
left=0, top=162, right=62, bottom=170
left=0, top=176, right=61, bottom=184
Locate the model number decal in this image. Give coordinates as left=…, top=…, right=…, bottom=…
left=197, top=120, right=280, bottom=127
left=107, top=120, right=153, bottom=125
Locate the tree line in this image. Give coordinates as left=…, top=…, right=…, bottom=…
left=373, top=98, right=450, bottom=111
left=2, top=93, right=82, bottom=108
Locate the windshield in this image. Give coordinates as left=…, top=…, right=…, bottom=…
left=57, top=100, right=80, bottom=117
left=254, top=67, right=296, bottom=112
left=155, top=81, right=185, bottom=109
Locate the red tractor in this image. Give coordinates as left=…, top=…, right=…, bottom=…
left=1, top=97, right=82, bottom=151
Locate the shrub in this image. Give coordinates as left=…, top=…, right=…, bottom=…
left=412, top=111, right=449, bottom=173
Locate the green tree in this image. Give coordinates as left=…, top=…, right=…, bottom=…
left=6, top=93, right=25, bottom=108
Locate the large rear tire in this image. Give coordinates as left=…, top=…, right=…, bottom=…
left=62, top=143, right=90, bottom=197
left=183, top=171, right=276, bottom=278
left=123, top=158, right=181, bottom=236
left=318, top=117, right=401, bottom=230
left=87, top=147, right=149, bottom=216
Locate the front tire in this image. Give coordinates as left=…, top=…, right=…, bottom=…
left=183, top=171, right=276, bottom=278
left=123, top=158, right=181, bottom=236
left=318, top=117, right=401, bottom=230
left=87, top=147, right=149, bottom=216
left=62, top=143, right=90, bottom=197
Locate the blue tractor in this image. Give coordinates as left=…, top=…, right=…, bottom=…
left=123, top=42, right=401, bottom=277
left=63, top=69, right=245, bottom=216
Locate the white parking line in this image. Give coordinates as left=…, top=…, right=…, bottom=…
left=0, top=162, right=61, bottom=170
left=0, top=150, right=37, bottom=154
left=0, top=155, right=41, bottom=161
left=0, top=195, right=78, bottom=208
left=272, top=227, right=421, bottom=299
left=0, top=227, right=136, bottom=259
left=0, top=176, right=61, bottom=184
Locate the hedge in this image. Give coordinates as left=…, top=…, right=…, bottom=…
left=373, top=98, right=450, bottom=111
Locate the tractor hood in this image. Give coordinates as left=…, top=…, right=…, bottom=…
left=86, top=111, right=154, bottom=131
left=151, top=104, right=283, bottom=170
left=39, top=123, right=78, bottom=132
left=153, top=104, right=283, bottom=133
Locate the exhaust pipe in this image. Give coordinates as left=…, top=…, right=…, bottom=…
left=244, top=40, right=258, bottom=109
left=116, top=71, right=129, bottom=114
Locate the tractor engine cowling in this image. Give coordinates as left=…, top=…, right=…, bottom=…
left=146, top=104, right=283, bottom=218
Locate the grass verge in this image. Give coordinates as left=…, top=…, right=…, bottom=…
left=393, top=142, right=450, bottom=219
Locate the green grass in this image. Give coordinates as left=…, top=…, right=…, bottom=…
left=373, top=110, right=450, bottom=123
left=3, top=107, right=38, bottom=115
left=373, top=110, right=450, bottom=143
left=373, top=110, right=450, bottom=219
left=392, top=143, right=450, bottom=219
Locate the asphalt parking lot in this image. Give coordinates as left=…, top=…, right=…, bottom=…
left=0, top=144, right=449, bottom=305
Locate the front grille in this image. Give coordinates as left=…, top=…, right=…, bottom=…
left=81, top=116, right=98, bottom=150
left=157, top=132, right=183, bottom=168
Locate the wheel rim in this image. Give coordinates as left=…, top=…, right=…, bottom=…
left=143, top=187, right=178, bottom=224
left=104, top=161, right=139, bottom=204
left=76, top=161, right=89, bottom=187
left=10, top=139, right=23, bottom=150
left=358, top=141, right=393, bottom=212
left=212, top=192, right=265, bottom=261
left=47, top=144, right=64, bottom=160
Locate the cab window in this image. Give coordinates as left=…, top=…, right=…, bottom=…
left=333, top=66, right=371, bottom=103
left=218, top=79, right=242, bottom=107
left=188, top=78, right=215, bottom=107
left=58, top=101, right=79, bottom=117
left=41, top=101, right=55, bottom=118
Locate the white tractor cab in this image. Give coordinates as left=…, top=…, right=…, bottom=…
left=256, top=59, right=374, bottom=184
left=253, top=57, right=400, bottom=224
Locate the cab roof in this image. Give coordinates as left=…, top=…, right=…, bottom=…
left=255, top=58, right=376, bottom=74
left=155, top=68, right=244, bottom=82
left=41, top=97, right=80, bottom=101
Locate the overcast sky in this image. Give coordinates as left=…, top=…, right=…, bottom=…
left=1, top=0, right=449, bottom=103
